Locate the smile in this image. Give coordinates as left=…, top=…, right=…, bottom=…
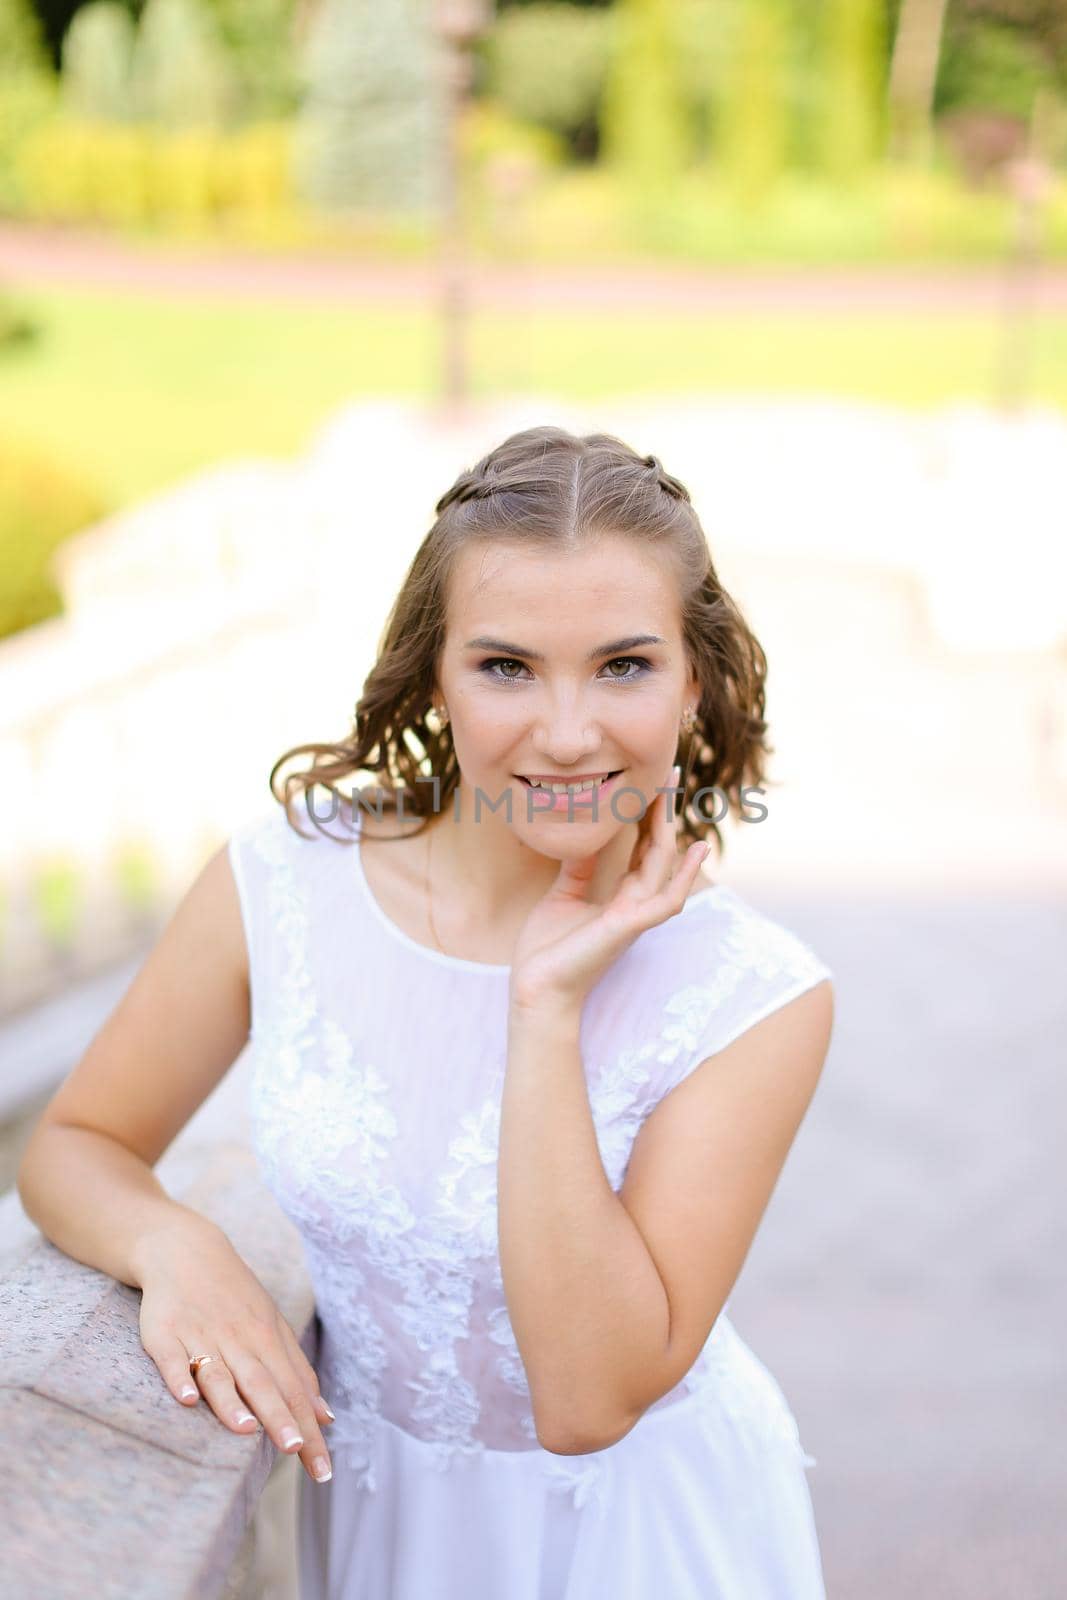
left=516, top=771, right=624, bottom=809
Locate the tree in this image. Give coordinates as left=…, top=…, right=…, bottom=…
left=293, top=0, right=445, bottom=215
left=819, top=0, right=888, bottom=180
left=0, top=0, right=57, bottom=207
left=599, top=0, right=692, bottom=190
left=718, top=0, right=790, bottom=201
left=129, top=0, right=237, bottom=127
left=61, top=1, right=137, bottom=121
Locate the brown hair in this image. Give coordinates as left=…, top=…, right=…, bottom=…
left=269, top=424, right=775, bottom=860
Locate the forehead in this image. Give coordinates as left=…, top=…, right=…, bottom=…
left=443, top=536, right=682, bottom=635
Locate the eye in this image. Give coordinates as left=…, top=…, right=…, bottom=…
left=480, top=658, right=529, bottom=683
left=602, top=656, right=649, bottom=680
left=478, top=656, right=651, bottom=685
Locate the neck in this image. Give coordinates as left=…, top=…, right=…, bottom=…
left=427, top=777, right=641, bottom=925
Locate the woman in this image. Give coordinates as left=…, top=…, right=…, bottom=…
left=18, top=425, right=834, bottom=1598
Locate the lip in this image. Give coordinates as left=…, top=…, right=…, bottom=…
left=519, top=770, right=619, bottom=783
left=516, top=770, right=624, bottom=812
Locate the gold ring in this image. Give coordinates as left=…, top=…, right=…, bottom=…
left=188, top=1354, right=216, bottom=1377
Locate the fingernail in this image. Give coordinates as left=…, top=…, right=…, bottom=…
left=235, top=1411, right=257, bottom=1428
left=180, top=1384, right=197, bottom=1400
left=281, top=1427, right=304, bottom=1451
left=312, top=1455, right=333, bottom=1482
left=321, top=1400, right=336, bottom=1421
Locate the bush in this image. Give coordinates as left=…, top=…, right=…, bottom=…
left=112, top=842, right=161, bottom=921
left=460, top=101, right=567, bottom=177
left=61, top=2, right=137, bottom=123
left=294, top=0, right=443, bottom=216
left=201, top=0, right=300, bottom=120
left=0, top=441, right=107, bottom=641
left=600, top=0, right=694, bottom=188
left=130, top=0, right=237, bottom=127
left=31, top=857, right=86, bottom=955
left=0, top=0, right=58, bottom=208
left=12, top=115, right=296, bottom=228
left=482, top=2, right=614, bottom=155
left=938, top=18, right=1058, bottom=124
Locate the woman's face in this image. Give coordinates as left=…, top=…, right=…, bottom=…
left=434, top=534, right=700, bottom=852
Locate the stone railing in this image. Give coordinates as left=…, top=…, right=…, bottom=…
left=1, top=1139, right=313, bottom=1599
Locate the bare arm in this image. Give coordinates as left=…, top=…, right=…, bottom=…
left=17, top=842, right=249, bottom=1285
left=498, top=979, right=834, bottom=1455
left=15, top=838, right=337, bottom=1485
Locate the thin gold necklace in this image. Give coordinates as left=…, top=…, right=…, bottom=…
left=424, top=820, right=448, bottom=956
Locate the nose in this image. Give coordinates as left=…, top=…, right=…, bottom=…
left=530, top=695, right=602, bottom=767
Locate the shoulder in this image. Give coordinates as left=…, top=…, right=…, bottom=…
left=690, top=883, right=832, bottom=988
left=637, top=884, right=833, bottom=1091
left=231, top=795, right=358, bottom=861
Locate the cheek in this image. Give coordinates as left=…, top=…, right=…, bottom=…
left=618, top=700, right=676, bottom=753
left=453, top=698, right=518, bottom=754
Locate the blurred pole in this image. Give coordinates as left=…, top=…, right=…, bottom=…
left=434, top=0, right=492, bottom=416
left=886, top=0, right=949, bottom=164
left=997, top=93, right=1054, bottom=416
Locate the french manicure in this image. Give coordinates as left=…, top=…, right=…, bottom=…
left=281, top=1427, right=304, bottom=1451
left=312, top=1455, right=333, bottom=1482
left=180, top=1384, right=197, bottom=1400
left=321, top=1400, right=336, bottom=1421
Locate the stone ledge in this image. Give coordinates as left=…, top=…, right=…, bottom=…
left=0, top=1140, right=315, bottom=1599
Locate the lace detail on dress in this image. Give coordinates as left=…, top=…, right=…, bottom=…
left=655, top=900, right=830, bottom=1090
left=244, top=815, right=826, bottom=1506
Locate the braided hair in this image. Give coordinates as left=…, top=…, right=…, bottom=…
left=271, top=425, right=773, bottom=860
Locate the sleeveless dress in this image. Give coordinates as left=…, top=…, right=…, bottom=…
left=227, top=799, right=834, bottom=1600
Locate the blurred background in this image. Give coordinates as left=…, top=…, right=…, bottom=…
left=1, top=1, right=1065, bottom=1596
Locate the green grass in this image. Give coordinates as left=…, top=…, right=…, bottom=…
left=2, top=284, right=1066, bottom=507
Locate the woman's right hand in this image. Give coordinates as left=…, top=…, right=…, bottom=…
left=137, top=1218, right=334, bottom=1484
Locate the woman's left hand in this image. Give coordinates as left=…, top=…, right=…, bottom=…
left=508, top=761, right=709, bottom=1015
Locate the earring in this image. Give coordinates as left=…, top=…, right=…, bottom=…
left=680, top=705, right=697, bottom=733
left=436, top=705, right=450, bottom=728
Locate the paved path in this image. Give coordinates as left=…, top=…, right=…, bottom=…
left=731, top=885, right=1067, bottom=1599
left=4, top=221, right=1067, bottom=312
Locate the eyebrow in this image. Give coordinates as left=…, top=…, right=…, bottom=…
left=462, top=634, right=668, bottom=663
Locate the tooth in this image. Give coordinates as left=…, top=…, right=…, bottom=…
left=526, top=774, right=609, bottom=791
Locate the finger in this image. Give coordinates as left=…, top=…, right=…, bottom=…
left=276, top=1315, right=336, bottom=1426
left=665, top=839, right=710, bottom=908
left=626, top=812, right=653, bottom=875
left=182, top=1346, right=262, bottom=1435
left=635, top=763, right=680, bottom=895
left=148, top=1332, right=206, bottom=1406
left=223, top=1341, right=333, bottom=1484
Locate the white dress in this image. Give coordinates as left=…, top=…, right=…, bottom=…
left=227, top=799, right=834, bottom=1600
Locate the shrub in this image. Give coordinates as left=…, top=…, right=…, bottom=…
left=31, top=857, right=86, bottom=956
left=112, top=842, right=161, bottom=921
left=0, top=0, right=58, bottom=208
left=61, top=2, right=137, bottom=123
left=130, top=0, right=237, bottom=128
left=12, top=115, right=296, bottom=227
left=482, top=2, right=614, bottom=156
left=201, top=0, right=300, bottom=120
left=294, top=0, right=443, bottom=216
left=817, top=0, right=887, bottom=181
left=600, top=0, right=694, bottom=188
left=0, top=442, right=107, bottom=641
